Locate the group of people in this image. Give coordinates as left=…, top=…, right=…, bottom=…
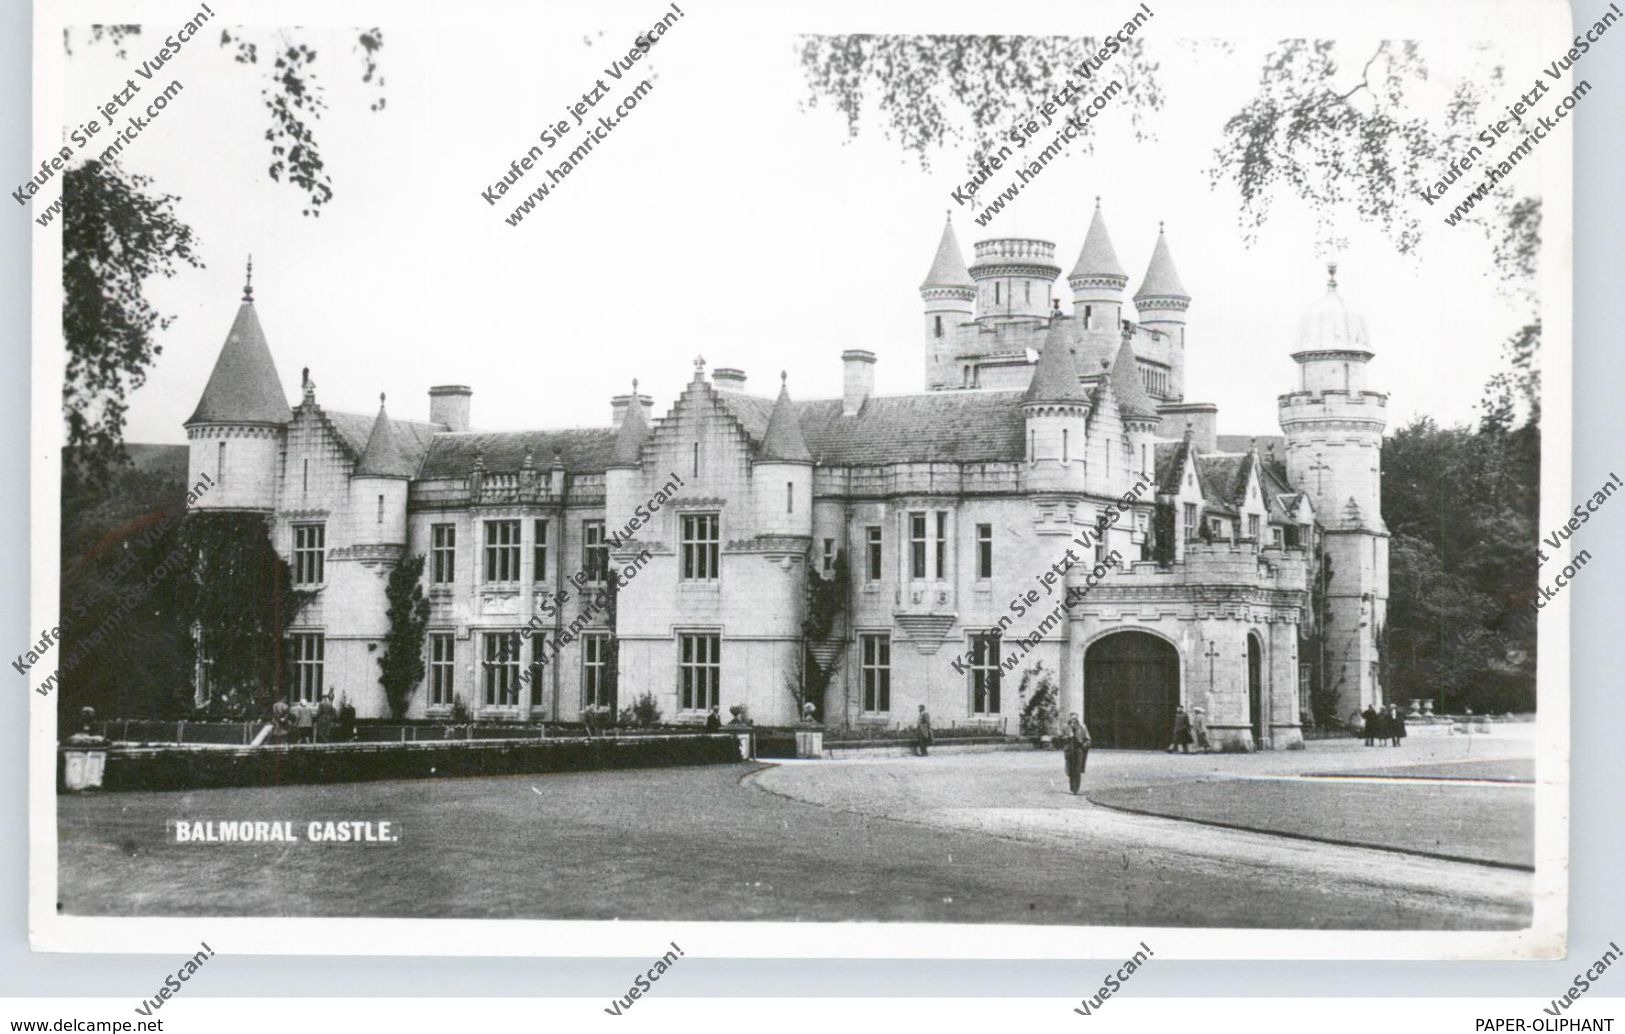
left=1359, top=703, right=1408, bottom=746
left=1167, top=705, right=1211, bottom=753
left=268, top=693, right=353, bottom=745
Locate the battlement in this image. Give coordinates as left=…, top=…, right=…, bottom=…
left=969, top=238, right=1058, bottom=271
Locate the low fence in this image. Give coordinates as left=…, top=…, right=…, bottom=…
left=67, top=734, right=742, bottom=793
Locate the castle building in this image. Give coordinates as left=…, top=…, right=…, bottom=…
left=184, top=208, right=1388, bottom=749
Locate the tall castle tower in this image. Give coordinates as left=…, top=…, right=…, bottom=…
left=969, top=237, right=1060, bottom=322
left=1067, top=199, right=1128, bottom=334
left=1132, top=225, right=1191, bottom=401
left=184, top=259, right=291, bottom=511
left=1278, top=263, right=1390, bottom=716
left=1022, top=318, right=1091, bottom=495
left=920, top=217, right=977, bottom=391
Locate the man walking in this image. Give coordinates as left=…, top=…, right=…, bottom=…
left=1062, top=713, right=1092, bottom=794
left=914, top=704, right=934, bottom=757
left=1361, top=704, right=1379, bottom=747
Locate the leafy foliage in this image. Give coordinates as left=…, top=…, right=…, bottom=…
left=377, top=554, right=431, bottom=718
left=797, top=34, right=1162, bottom=174
left=616, top=691, right=662, bottom=728
left=802, top=551, right=850, bottom=641
left=61, top=26, right=387, bottom=484
left=1381, top=415, right=1539, bottom=713
left=62, top=164, right=200, bottom=494
left=58, top=448, right=194, bottom=719
left=1016, top=662, right=1059, bottom=737
left=175, top=512, right=314, bottom=715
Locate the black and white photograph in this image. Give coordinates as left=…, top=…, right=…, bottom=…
left=26, top=0, right=1583, bottom=981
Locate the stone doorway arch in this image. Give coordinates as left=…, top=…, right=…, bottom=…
left=1084, top=631, right=1180, bottom=749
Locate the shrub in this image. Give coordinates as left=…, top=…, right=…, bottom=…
left=1017, top=662, right=1059, bottom=737
left=618, top=691, right=661, bottom=728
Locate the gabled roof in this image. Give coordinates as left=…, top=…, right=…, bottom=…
left=920, top=217, right=974, bottom=290
left=761, top=378, right=813, bottom=462
left=1195, top=454, right=1242, bottom=516
left=610, top=389, right=650, bottom=468
left=1154, top=436, right=1193, bottom=494
left=714, top=389, right=1027, bottom=465
left=1069, top=202, right=1127, bottom=281
left=1134, top=228, right=1190, bottom=301
left=1023, top=319, right=1089, bottom=405
left=355, top=400, right=420, bottom=478
left=417, top=428, right=617, bottom=479
left=324, top=409, right=441, bottom=470
left=186, top=301, right=293, bottom=425
left=1108, top=338, right=1160, bottom=420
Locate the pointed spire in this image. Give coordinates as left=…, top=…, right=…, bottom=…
left=1134, top=224, right=1190, bottom=302
left=1108, top=338, right=1160, bottom=420
left=356, top=393, right=416, bottom=477
left=186, top=279, right=293, bottom=426
left=1069, top=199, right=1127, bottom=282
left=611, top=379, right=650, bottom=468
left=1023, top=319, right=1088, bottom=405
left=760, top=371, right=812, bottom=462
left=920, top=214, right=975, bottom=291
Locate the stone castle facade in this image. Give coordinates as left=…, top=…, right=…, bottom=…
left=184, top=208, right=1389, bottom=749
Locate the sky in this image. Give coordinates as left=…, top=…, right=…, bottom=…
left=50, top=0, right=1564, bottom=446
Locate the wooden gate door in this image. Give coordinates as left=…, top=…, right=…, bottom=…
left=1084, top=632, right=1180, bottom=749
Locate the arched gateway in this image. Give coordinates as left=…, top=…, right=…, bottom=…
left=1084, top=631, right=1181, bottom=749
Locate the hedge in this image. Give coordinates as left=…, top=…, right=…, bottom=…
left=68, top=734, right=741, bottom=793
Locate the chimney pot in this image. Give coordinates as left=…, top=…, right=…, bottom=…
left=841, top=350, right=877, bottom=417
left=429, top=385, right=472, bottom=432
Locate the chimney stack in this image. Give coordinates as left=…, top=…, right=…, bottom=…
left=429, top=385, right=472, bottom=432
left=711, top=367, right=747, bottom=391
left=611, top=392, right=655, bottom=429
left=841, top=350, right=876, bottom=417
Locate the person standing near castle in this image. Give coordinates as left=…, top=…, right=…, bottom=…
left=914, top=705, right=934, bottom=757
left=315, top=692, right=337, bottom=744
left=1167, top=706, right=1193, bottom=754
left=1061, top=713, right=1092, bottom=794
left=1361, top=704, right=1380, bottom=747
left=1191, top=706, right=1211, bottom=753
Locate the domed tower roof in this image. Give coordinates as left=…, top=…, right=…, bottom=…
left=356, top=394, right=417, bottom=478
left=1108, top=338, right=1160, bottom=420
left=186, top=258, right=293, bottom=426
left=1294, top=263, right=1371, bottom=353
left=611, top=379, right=651, bottom=468
left=1133, top=224, right=1190, bottom=302
left=920, top=215, right=974, bottom=291
left=761, top=373, right=812, bottom=462
left=1069, top=199, right=1127, bottom=283
left=1023, top=319, right=1089, bottom=405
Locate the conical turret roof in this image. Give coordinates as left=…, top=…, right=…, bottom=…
left=186, top=299, right=293, bottom=425
left=919, top=216, right=974, bottom=291
left=1109, top=338, right=1160, bottom=420
left=761, top=374, right=812, bottom=462
left=1069, top=201, right=1127, bottom=281
left=356, top=396, right=417, bottom=478
left=1133, top=226, right=1190, bottom=301
left=611, top=381, right=650, bottom=467
left=1023, top=320, right=1089, bottom=405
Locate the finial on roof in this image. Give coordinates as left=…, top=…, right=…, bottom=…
left=379, top=391, right=386, bottom=408
left=521, top=448, right=535, bottom=470
left=1327, top=261, right=1338, bottom=289
left=243, top=254, right=254, bottom=302
left=632, top=377, right=639, bottom=394
left=693, top=355, right=706, bottom=381
left=1095, top=195, right=1101, bottom=209
left=1100, top=358, right=1110, bottom=370
left=1158, top=220, right=1165, bottom=235
left=473, top=450, right=484, bottom=469
left=552, top=450, right=564, bottom=469
left=301, top=367, right=309, bottom=387
left=780, top=370, right=788, bottom=387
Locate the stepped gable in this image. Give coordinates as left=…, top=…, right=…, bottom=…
left=1023, top=319, right=1089, bottom=405
left=356, top=397, right=421, bottom=478
left=760, top=375, right=813, bottom=462
left=186, top=301, right=293, bottom=425
left=1108, top=338, right=1160, bottom=420
left=417, top=428, right=617, bottom=479
left=714, top=389, right=1027, bottom=465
